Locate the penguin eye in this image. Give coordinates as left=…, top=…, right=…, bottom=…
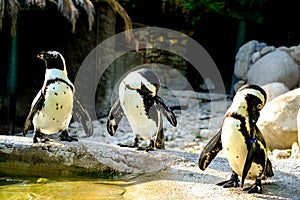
left=257, top=103, right=263, bottom=110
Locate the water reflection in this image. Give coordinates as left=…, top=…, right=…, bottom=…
left=0, top=176, right=126, bottom=200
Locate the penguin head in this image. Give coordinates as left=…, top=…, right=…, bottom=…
left=236, top=84, right=267, bottom=109
left=123, top=68, right=160, bottom=97
left=37, top=51, right=66, bottom=72
left=232, top=84, right=267, bottom=122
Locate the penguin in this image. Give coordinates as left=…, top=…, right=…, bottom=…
left=23, top=51, right=93, bottom=143
left=107, top=68, right=177, bottom=151
left=198, top=84, right=274, bottom=194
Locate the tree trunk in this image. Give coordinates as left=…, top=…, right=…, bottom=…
left=95, top=2, right=117, bottom=117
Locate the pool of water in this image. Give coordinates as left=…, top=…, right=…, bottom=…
left=0, top=175, right=127, bottom=200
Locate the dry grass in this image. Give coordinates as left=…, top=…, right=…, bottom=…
left=1, top=0, right=132, bottom=35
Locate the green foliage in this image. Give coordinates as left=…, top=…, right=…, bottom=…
left=174, top=0, right=267, bottom=24
left=120, top=0, right=267, bottom=24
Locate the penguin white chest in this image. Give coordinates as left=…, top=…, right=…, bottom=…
left=33, top=82, right=73, bottom=134
left=222, top=117, right=247, bottom=175
left=222, top=117, right=263, bottom=179
left=119, top=85, right=157, bottom=140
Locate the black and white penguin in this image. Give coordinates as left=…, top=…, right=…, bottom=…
left=23, top=51, right=78, bottom=143
left=198, top=84, right=274, bottom=193
left=107, top=68, right=177, bottom=151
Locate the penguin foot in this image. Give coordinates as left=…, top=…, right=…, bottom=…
left=59, top=131, right=78, bottom=142
left=243, top=177, right=262, bottom=194
left=119, top=143, right=139, bottom=148
left=154, top=139, right=165, bottom=149
left=217, top=173, right=240, bottom=188
left=41, top=138, right=50, bottom=143
left=137, top=140, right=155, bottom=152
left=33, top=130, right=47, bottom=143
left=118, top=136, right=139, bottom=148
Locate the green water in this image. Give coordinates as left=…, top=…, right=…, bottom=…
left=0, top=175, right=127, bottom=200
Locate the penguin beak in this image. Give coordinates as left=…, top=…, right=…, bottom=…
left=149, top=91, right=156, bottom=97
left=147, top=84, right=157, bottom=97
left=37, top=51, right=47, bottom=59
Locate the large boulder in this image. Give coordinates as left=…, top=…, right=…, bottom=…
left=261, top=82, right=289, bottom=102
left=257, top=88, right=300, bottom=150
left=298, top=108, right=300, bottom=145
left=247, top=50, right=300, bottom=89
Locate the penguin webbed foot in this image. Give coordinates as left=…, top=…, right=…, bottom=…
left=137, top=140, right=155, bottom=152
left=59, top=130, right=78, bottom=142
left=33, top=130, right=48, bottom=143
left=217, top=173, right=240, bottom=188
left=243, top=177, right=262, bottom=194
left=118, top=136, right=139, bottom=148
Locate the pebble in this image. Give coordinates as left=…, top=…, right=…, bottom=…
left=290, top=142, right=300, bottom=158
left=271, top=149, right=291, bottom=159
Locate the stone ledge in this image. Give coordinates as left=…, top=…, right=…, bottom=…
left=0, top=135, right=186, bottom=178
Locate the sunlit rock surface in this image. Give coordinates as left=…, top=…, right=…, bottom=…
left=258, top=88, right=300, bottom=150
left=0, top=135, right=184, bottom=177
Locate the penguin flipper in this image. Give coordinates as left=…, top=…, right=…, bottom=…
left=154, top=96, right=177, bottom=127
left=264, top=158, right=274, bottom=177
left=241, top=141, right=256, bottom=188
left=73, top=96, right=94, bottom=137
left=107, top=98, right=124, bottom=136
left=154, top=113, right=165, bottom=149
left=198, top=128, right=222, bottom=170
left=242, top=125, right=261, bottom=187
left=23, top=91, right=44, bottom=137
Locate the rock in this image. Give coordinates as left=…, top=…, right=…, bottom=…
left=166, top=141, right=177, bottom=148
left=199, top=129, right=214, bottom=139
left=261, top=82, right=289, bottom=102
left=258, top=88, right=300, bottom=150
left=247, top=50, right=300, bottom=89
left=293, top=45, right=300, bottom=65
left=260, top=46, right=275, bottom=56
left=277, top=46, right=291, bottom=54
left=0, top=136, right=185, bottom=177
left=251, top=51, right=261, bottom=64
left=255, top=42, right=267, bottom=51
left=233, top=80, right=246, bottom=92
left=297, top=107, right=300, bottom=145
left=290, top=142, right=300, bottom=158
left=234, top=40, right=258, bottom=79
left=271, top=149, right=291, bottom=159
